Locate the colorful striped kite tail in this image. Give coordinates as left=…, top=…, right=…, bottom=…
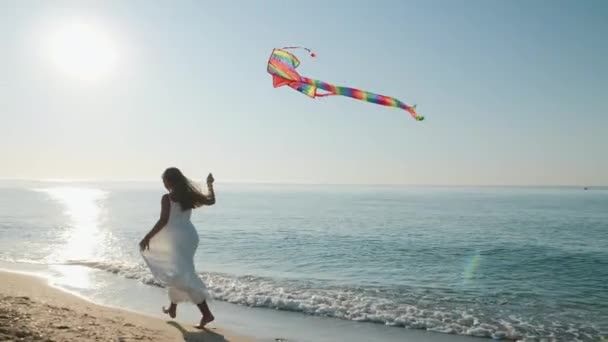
left=300, top=77, right=424, bottom=121
left=402, top=103, right=424, bottom=121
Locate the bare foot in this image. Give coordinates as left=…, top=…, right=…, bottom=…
left=195, top=315, right=215, bottom=329
left=162, top=304, right=176, bottom=319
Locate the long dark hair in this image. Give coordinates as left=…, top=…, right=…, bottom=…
left=162, top=167, right=209, bottom=210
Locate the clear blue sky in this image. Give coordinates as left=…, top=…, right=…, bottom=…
left=1, top=0, right=607, bottom=185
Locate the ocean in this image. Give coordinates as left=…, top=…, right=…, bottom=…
left=0, top=181, right=606, bottom=341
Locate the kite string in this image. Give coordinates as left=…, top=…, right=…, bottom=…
left=281, top=46, right=316, bottom=58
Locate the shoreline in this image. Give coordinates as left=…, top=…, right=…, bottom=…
left=0, top=264, right=483, bottom=342
left=0, top=270, right=255, bottom=342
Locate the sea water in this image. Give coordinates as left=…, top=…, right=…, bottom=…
left=0, top=181, right=606, bottom=341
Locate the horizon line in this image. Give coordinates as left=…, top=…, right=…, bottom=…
left=0, top=178, right=605, bottom=188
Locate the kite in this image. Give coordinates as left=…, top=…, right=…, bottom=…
left=267, top=46, right=424, bottom=121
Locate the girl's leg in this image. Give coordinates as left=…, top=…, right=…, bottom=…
left=162, top=303, right=177, bottom=318
left=164, top=287, right=181, bottom=318
left=195, top=301, right=215, bottom=328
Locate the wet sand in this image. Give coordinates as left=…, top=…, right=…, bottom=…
left=0, top=270, right=255, bottom=342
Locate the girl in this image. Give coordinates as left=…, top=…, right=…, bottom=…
left=139, top=167, right=216, bottom=328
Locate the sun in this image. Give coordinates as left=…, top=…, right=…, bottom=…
left=47, top=20, right=118, bottom=81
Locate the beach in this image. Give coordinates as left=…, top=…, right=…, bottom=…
left=0, top=270, right=253, bottom=342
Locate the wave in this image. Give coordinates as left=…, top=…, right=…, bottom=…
left=61, top=260, right=603, bottom=341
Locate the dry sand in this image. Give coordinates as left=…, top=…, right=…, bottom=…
left=0, top=270, right=256, bottom=342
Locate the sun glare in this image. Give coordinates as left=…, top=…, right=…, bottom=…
left=39, top=187, right=109, bottom=261
left=47, top=20, right=118, bottom=81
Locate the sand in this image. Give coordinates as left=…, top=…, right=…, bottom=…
left=0, top=270, right=256, bottom=342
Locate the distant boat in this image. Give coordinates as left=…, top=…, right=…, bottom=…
left=584, top=187, right=588, bottom=190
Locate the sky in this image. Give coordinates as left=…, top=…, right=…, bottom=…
left=1, top=0, right=607, bottom=185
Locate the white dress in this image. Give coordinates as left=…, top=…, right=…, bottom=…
left=141, top=197, right=210, bottom=304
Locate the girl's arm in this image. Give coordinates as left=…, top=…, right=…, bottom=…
left=203, top=182, right=215, bottom=205
left=139, top=194, right=170, bottom=251
left=203, top=173, right=216, bottom=206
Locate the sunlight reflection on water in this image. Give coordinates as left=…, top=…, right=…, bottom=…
left=36, top=186, right=111, bottom=264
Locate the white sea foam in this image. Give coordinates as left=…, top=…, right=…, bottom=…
left=59, top=259, right=602, bottom=341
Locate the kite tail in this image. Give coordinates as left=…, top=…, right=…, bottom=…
left=301, top=77, right=424, bottom=121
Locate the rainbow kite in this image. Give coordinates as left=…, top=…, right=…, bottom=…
left=267, top=46, right=424, bottom=121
